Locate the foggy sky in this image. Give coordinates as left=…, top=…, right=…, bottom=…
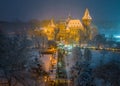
left=0, top=0, right=120, bottom=21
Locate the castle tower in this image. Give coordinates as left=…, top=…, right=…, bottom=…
left=82, top=8, right=92, bottom=26
left=66, top=13, right=72, bottom=23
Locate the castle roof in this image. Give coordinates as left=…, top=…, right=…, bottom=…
left=67, top=19, right=84, bottom=30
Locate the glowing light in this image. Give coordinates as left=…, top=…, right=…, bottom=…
left=114, top=35, right=120, bottom=38
left=52, top=59, right=57, bottom=65
left=44, top=76, right=47, bottom=82
left=50, top=56, right=52, bottom=61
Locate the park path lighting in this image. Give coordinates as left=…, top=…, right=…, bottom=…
left=44, top=75, right=49, bottom=86
left=44, top=76, right=47, bottom=82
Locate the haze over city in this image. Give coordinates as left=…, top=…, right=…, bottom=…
left=0, top=0, right=120, bottom=86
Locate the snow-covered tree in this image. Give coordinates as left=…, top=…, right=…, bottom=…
left=0, top=32, right=45, bottom=86
left=84, top=48, right=92, bottom=62
left=94, top=61, right=120, bottom=86
left=77, top=63, right=95, bottom=86
left=71, top=47, right=94, bottom=86
left=93, top=34, right=106, bottom=47
left=72, top=47, right=82, bottom=63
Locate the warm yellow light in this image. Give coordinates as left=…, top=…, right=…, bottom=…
left=52, top=59, right=57, bottom=65
left=50, top=56, right=52, bottom=61
left=44, top=29, right=47, bottom=33
left=44, top=76, right=47, bottom=82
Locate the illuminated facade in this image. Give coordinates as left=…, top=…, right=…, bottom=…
left=41, top=8, right=97, bottom=44
left=44, top=19, right=56, bottom=40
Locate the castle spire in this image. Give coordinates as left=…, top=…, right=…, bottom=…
left=68, top=13, right=71, bottom=19
left=82, top=8, right=92, bottom=20
left=66, top=13, right=72, bottom=23
left=82, top=8, right=92, bottom=26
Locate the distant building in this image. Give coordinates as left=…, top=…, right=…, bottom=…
left=44, top=19, right=56, bottom=40
left=40, top=8, right=97, bottom=44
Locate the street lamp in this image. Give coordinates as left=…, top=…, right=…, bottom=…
left=44, top=75, right=49, bottom=86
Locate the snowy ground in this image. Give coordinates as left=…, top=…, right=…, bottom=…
left=91, top=50, right=120, bottom=68
left=40, top=48, right=120, bottom=86
left=40, top=54, right=52, bottom=72
left=65, top=49, right=120, bottom=71
left=40, top=52, right=58, bottom=82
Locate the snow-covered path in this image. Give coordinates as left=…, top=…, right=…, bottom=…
left=64, top=53, right=76, bottom=86
left=40, top=54, right=52, bottom=72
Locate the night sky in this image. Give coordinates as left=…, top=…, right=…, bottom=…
left=0, top=0, right=120, bottom=22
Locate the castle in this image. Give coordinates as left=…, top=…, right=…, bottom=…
left=40, top=8, right=98, bottom=44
